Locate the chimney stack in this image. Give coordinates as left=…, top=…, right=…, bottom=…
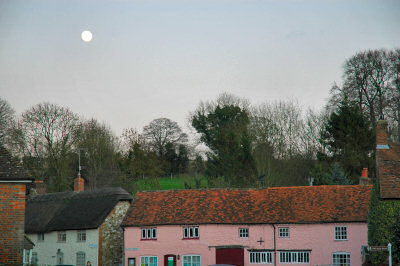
left=376, top=120, right=389, bottom=149
left=74, top=174, right=84, bottom=192
left=34, top=180, right=47, bottom=194
left=360, top=168, right=369, bottom=186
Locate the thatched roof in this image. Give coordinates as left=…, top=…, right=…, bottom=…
left=25, top=187, right=132, bottom=233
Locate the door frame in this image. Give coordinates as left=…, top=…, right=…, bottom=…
left=164, top=254, right=177, bottom=266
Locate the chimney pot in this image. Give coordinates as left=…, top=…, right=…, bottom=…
left=360, top=168, right=369, bottom=186
left=34, top=180, right=47, bottom=194
left=362, top=168, right=368, bottom=178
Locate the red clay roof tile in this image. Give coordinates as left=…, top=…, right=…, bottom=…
left=122, top=185, right=371, bottom=227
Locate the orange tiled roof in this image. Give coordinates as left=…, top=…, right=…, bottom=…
left=122, top=185, right=371, bottom=227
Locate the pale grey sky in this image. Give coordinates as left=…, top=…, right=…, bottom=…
left=1, top=0, right=399, bottom=136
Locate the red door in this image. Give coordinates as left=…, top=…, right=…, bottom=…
left=164, top=254, right=176, bottom=266
left=216, top=248, right=244, bottom=266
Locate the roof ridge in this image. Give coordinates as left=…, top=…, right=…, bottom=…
left=137, top=184, right=371, bottom=193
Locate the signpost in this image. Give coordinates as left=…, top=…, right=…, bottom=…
left=368, top=246, right=388, bottom=252
left=366, top=243, right=392, bottom=266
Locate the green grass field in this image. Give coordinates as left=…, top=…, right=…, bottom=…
left=135, top=175, right=208, bottom=191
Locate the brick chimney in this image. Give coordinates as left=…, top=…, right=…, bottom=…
left=376, top=120, right=389, bottom=149
left=360, top=168, right=369, bottom=186
left=74, top=174, right=84, bottom=192
left=34, top=180, right=47, bottom=194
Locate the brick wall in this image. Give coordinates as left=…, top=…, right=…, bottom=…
left=0, top=183, right=26, bottom=265
left=376, top=120, right=388, bottom=145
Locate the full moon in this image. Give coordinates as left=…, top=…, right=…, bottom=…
left=81, top=30, right=93, bottom=42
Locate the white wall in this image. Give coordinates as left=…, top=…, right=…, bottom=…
left=28, top=229, right=99, bottom=266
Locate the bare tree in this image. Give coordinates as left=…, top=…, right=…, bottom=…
left=387, top=49, right=400, bottom=140
left=341, top=49, right=393, bottom=125
left=16, top=102, right=80, bottom=191
left=0, top=98, right=15, bottom=145
left=299, top=108, right=325, bottom=159
left=75, top=119, right=120, bottom=189
left=142, top=118, right=188, bottom=157
left=250, top=100, right=304, bottom=160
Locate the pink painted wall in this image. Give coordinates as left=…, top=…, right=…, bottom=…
left=124, top=223, right=367, bottom=266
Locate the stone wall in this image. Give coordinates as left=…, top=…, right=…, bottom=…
left=0, top=183, right=26, bottom=265
left=101, top=201, right=131, bottom=266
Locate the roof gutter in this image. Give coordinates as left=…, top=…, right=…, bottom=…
left=0, top=180, right=33, bottom=183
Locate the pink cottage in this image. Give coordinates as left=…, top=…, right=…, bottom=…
left=122, top=185, right=371, bottom=266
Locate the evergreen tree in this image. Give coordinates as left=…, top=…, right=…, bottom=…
left=191, top=103, right=256, bottom=187
left=319, top=100, right=374, bottom=183
left=391, top=212, right=400, bottom=264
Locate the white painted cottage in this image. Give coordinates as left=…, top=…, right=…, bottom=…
left=25, top=177, right=132, bottom=266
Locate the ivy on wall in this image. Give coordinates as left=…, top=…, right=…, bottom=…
left=368, top=183, right=400, bottom=265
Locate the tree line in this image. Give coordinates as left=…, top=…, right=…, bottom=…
left=0, top=48, right=399, bottom=193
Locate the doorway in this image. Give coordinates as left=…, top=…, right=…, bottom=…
left=164, top=254, right=177, bottom=266
left=56, top=249, right=64, bottom=265
left=216, top=248, right=244, bottom=266
left=128, top=258, right=136, bottom=266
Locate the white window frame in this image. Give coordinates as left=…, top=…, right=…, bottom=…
left=140, top=256, right=158, bottom=266
left=183, top=226, right=199, bottom=239
left=279, top=251, right=310, bottom=264
left=249, top=251, right=272, bottom=264
left=332, top=252, right=351, bottom=266
left=182, top=255, right=201, bottom=266
left=22, top=249, right=32, bottom=265
left=31, top=252, right=38, bottom=265
left=77, top=230, right=86, bottom=242
left=335, top=226, right=347, bottom=240
left=279, top=227, right=289, bottom=238
left=76, top=251, right=86, bottom=266
left=239, top=228, right=249, bottom=238
left=141, top=228, right=157, bottom=240
left=37, top=233, right=44, bottom=241
left=57, top=231, right=66, bottom=242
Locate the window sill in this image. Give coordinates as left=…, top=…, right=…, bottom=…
left=141, top=238, right=157, bottom=241
left=182, top=237, right=200, bottom=240
left=334, top=239, right=348, bottom=241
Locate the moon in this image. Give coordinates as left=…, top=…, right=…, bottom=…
left=81, top=30, right=93, bottom=42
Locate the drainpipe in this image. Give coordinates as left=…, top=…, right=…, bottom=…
left=272, top=224, right=276, bottom=266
